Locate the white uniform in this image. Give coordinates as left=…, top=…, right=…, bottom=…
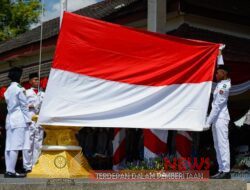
left=24, top=88, right=44, bottom=166
left=4, top=82, right=31, bottom=173
left=206, top=79, right=231, bottom=173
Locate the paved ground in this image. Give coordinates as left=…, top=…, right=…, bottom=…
left=0, top=175, right=248, bottom=190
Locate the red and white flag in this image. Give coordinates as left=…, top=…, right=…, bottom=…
left=38, top=12, right=220, bottom=131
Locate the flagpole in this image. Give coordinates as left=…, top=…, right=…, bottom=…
left=60, top=0, right=68, bottom=27
left=38, top=0, right=44, bottom=91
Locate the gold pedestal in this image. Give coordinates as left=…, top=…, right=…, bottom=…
left=28, top=125, right=92, bottom=178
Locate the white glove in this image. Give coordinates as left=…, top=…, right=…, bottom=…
left=203, top=124, right=211, bottom=131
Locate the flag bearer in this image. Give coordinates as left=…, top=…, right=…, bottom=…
left=23, top=73, right=45, bottom=169
left=4, top=67, right=31, bottom=178
left=205, top=65, right=231, bottom=179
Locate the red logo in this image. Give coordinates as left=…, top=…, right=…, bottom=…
left=164, top=157, right=210, bottom=171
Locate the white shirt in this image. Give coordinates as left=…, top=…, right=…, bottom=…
left=4, top=82, right=31, bottom=129
left=206, top=79, right=231, bottom=125
left=26, top=88, right=45, bottom=116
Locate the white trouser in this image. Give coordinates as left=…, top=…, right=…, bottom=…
left=5, top=127, right=31, bottom=172
left=212, top=118, right=230, bottom=172
left=22, top=123, right=34, bottom=170
left=32, top=125, right=44, bottom=165
left=23, top=122, right=44, bottom=169
left=5, top=150, right=18, bottom=173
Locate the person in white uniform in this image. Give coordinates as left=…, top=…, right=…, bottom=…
left=24, top=73, right=45, bottom=169
left=4, top=67, right=31, bottom=178
left=205, top=65, right=231, bottom=179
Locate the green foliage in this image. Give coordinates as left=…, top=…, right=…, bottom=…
left=0, top=0, right=41, bottom=42
left=126, top=158, right=165, bottom=170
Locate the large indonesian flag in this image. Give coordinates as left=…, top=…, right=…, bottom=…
left=38, top=12, right=220, bottom=131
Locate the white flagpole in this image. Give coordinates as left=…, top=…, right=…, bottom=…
left=60, top=0, right=68, bottom=27
left=38, top=0, right=44, bottom=91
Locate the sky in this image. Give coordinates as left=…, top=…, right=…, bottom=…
left=42, top=0, right=103, bottom=21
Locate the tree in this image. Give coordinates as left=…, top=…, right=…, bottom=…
left=0, top=0, right=41, bottom=42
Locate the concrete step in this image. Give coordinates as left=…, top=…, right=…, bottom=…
left=0, top=176, right=248, bottom=190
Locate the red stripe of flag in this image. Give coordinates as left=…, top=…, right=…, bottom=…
left=113, top=138, right=126, bottom=165
left=143, top=129, right=168, bottom=154
left=176, top=133, right=192, bottom=157
left=53, top=12, right=220, bottom=86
